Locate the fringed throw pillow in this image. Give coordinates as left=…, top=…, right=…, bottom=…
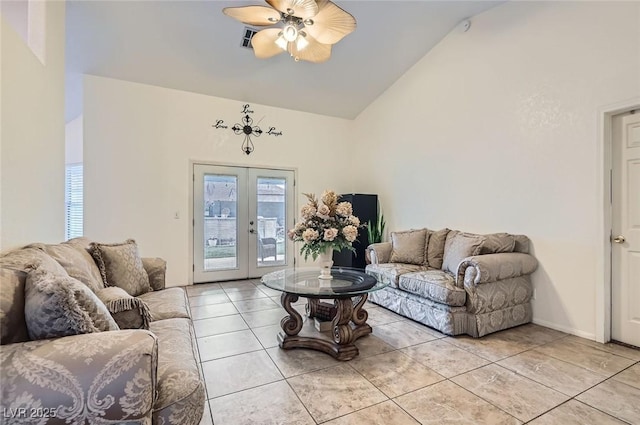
left=24, top=268, right=119, bottom=340
left=97, top=286, right=151, bottom=330
left=90, top=239, right=151, bottom=297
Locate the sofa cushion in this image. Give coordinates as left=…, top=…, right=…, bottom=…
left=90, top=239, right=152, bottom=296
left=426, top=228, right=450, bottom=269
left=365, top=263, right=428, bottom=288
left=24, top=268, right=119, bottom=340
left=398, top=270, right=466, bottom=307
left=0, top=246, right=68, bottom=276
left=97, top=286, right=151, bottom=330
left=41, top=242, right=105, bottom=293
left=389, top=229, right=428, bottom=265
left=149, top=318, right=205, bottom=425
left=442, top=231, right=485, bottom=275
left=480, top=233, right=516, bottom=255
left=0, top=268, right=29, bottom=344
left=139, top=287, right=190, bottom=321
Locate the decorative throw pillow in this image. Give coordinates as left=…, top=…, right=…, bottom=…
left=141, top=257, right=167, bottom=291
left=442, top=231, right=486, bottom=275
left=426, top=228, right=450, bottom=269
left=24, top=268, right=119, bottom=340
left=480, top=233, right=516, bottom=254
left=0, top=268, right=29, bottom=345
left=389, top=229, right=428, bottom=265
left=97, top=286, right=151, bottom=330
left=90, top=239, right=151, bottom=297
left=42, top=242, right=105, bottom=293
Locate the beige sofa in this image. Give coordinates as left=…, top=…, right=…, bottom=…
left=0, top=238, right=204, bottom=424
left=366, top=229, right=538, bottom=337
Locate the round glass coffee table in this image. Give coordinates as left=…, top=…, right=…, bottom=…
left=261, top=267, right=388, bottom=361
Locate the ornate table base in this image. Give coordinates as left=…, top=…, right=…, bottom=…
left=277, top=293, right=371, bottom=361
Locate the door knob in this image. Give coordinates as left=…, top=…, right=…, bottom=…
left=612, top=235, right=626, bottom=244
left=249, top=229, right=255, bottom=234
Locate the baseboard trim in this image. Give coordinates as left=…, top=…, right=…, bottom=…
left=532, top=318, right=596, bottom=341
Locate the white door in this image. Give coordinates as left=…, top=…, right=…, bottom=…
left=612, top=112, right=640, bottom=347
left=193, top=164, right=295, bottom=283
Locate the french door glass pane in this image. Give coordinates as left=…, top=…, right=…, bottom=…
left=204, top=174, right=238, bottom=271
left=256, top=177, right=286, bottom=267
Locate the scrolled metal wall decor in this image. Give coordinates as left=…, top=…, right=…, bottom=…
left=213, top=104, right=284, bottom=155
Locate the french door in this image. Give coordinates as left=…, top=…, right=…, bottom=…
left=193, top=164, right=295, bottom=283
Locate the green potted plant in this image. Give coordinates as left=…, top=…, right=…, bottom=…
left=365, top=211, right=385, bottom=264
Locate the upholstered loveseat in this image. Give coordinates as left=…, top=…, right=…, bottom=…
left=0, top=238, right=204, bottom=424
left=366, top=229, right=538, bottom=337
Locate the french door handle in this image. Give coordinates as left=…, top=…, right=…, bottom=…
left=612, top=235, right=626, bottom=244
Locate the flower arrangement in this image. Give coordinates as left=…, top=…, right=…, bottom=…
left=288, top=190, right=362, bottom=260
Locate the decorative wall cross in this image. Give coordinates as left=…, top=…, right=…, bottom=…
left=213, top=104, right=284, bottom=155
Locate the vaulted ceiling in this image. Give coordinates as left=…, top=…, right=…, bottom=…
left=65, top=1, right=502, bottom=121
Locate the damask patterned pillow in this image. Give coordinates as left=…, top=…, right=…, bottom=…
left=389, top=229, right=428, bottom=265
left=442, top=231, right=486, bottom=275
left=90, top=239, right=152, bottom=297
left=24, top=268, right=119, bottom=340
left=97, top=286, right=151, bottom=330
left=41, top=242, right=105, bottom=293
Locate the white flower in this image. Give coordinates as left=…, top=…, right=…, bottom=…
left=317, top=204, right=331, bottom=219
left=348, top=215, right=360, bottom=226
left=301, top=204, right=317, bottom=220
left=336, top=202, right=353, bottom=217
left=324, top=228, right=339, bottom=241
left=302, top=228, right=319, bottom=242
left=342, top=225, right=358, bottom=242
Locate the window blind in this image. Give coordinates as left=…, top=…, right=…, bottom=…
left=65, top=163, right=83, bottom=239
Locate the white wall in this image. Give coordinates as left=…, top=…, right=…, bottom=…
left=0, top=3, right=66, bottom=250
left=83, top=76, right=353, bottom=285
left=65, top=115, right=83, bottom=164
left=352, top=1, right=640, bottom=339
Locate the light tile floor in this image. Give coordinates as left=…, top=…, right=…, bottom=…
left=189, top=279, right=640, bottom=425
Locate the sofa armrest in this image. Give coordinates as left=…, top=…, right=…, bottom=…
left=1, top=330, right=157, bottom=423
left=142, top=257, right=167, bottom=291
left=366, top=242, right=392, bottom=264
left=458, top=252, right=538, bottom=285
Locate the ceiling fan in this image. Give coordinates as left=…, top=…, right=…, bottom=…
left=223, top=0, right=356, bottom=63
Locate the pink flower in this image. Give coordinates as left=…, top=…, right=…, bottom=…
left=342, top=225, right=358, bottom=242
left=301, top=204, right=317, bottom=220
left=302, top=228, right=319, bottom=242
left=317, top=204, right=331, bottom=218
left=323, top=228, right=339, bottom=241
left=335, top=202, right=352, bottom=217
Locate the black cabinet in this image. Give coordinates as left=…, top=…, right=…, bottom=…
left=333, top=194, right=378, bottom=269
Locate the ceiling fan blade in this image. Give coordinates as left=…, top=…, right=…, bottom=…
left=266, top=0, right=318, bottom=19
left=290, top=33, right=331, bottom=63
left=304, top=0, right=356, bottom=45
left=223, top=6, right=281, bottom=26
left=251, top=28, right=286, bottom=59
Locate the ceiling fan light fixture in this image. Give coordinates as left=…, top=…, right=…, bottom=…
left=275, top=32, right=288, bottom=50
left=296, top=31, right=309, bottom=50
left=223, top=0, right=356, bottom=63
left=282, top=24, right=298, bottom=42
